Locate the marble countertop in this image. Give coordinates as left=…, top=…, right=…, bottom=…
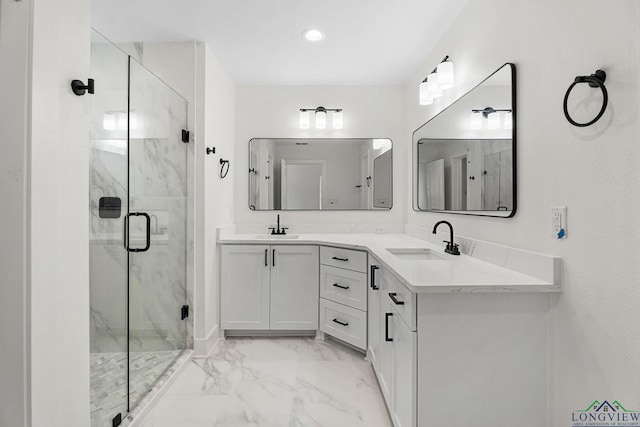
left=218, top=233, right=561, bottom=294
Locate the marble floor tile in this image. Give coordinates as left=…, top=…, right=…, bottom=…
left=359, top=391, right=394, bottom=427
left=291, top=361, right=363, bottom=427
left=136, top=337, right=393, bottom=427
left=140, top=395, right=228, bottom=427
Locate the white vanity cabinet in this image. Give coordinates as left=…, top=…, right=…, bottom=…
left=368, top=261, right=417, bottom=426
left=220, top=244, right=319, bottom=331
left=368, top=263, right=549, bottom=427
left=318, top=246, right=369, bottom=350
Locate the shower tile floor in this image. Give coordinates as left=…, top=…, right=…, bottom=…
left=90, top=349, right=187, bottom=427
left=138, top=337, right=393, bottom=427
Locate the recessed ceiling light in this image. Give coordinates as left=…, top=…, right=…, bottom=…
left=302, top=29, right=325, bottom=42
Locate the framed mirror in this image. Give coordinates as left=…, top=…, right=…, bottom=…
left=249, top=138, right=393, bottom=211
left=413, top=63, right=516, bottom=217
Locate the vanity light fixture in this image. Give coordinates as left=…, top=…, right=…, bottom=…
left=504, top=111, right=513, bottom=130
left=470, top=107, right=513, bottom=130
left=419, top=56, right=454, bottom=105
left=487, top=111, right=500, bottom=129
left=103, top=111, right=134, bottom=131
left=299, top=107, right=343, bottom=129
left=315, top=108, right=327, bottom=129
left=299, top=110, right=310, bottom=129
left=332, top=110, right=343, bottom=129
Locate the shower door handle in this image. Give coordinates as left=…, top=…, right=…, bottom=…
left=124, top=212, right=151, bottom=253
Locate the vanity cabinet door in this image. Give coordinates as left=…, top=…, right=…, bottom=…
left=377, top=277, right=393, bottom=403
left=390, top=305, right=417, bottom=427
left=367, top=259, right=381, bottom=369
left=270, top=245, right=319, bottom=330
left=220, top=245, right=270, bottom=330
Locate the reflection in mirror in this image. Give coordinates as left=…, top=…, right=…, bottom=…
left=249, top=138, right=392, bottom=211
left=413, top=63, right=516, bottom=217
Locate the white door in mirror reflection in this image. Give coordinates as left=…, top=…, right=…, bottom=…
left=482, top=149, right=513, bottom=211
left=421, top=159, right=445, bottom=210
left=450, top=155, right=468, bottom=210
left=281, top=159, right=324, bottom=209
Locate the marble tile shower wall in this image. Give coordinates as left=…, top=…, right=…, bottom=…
left=89, top=48, right=193, bottom=354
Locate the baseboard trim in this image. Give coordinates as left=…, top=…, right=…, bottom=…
left=193, top=324, right=221, bottom=358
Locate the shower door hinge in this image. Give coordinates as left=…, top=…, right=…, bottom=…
left=181, top=129, right=190, bottom=143
left=112, top=413, right=122, bottom=427
left=181, top=305, right=189, bottom=320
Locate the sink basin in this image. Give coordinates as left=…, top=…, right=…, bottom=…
left=386, top=248, right=446, bottom=261
left=253, top=234, right=299, bottom=239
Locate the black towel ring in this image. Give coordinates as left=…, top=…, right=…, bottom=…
left=220, top=159, right=230, bottom=179
left=563, top=69, right=608, bottom=127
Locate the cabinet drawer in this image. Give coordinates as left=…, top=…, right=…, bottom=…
left=383, top=269, right=416, bottom=331
left=319, top=298, right=367, bottom=350
left=320, top=246, right=367, bottom=273
left=320, top=265, right=367, bottom=311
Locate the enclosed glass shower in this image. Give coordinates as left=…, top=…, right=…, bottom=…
left=89, top=31, right=190, bottom=427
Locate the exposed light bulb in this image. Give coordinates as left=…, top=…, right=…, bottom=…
left=470, top=112, right=482, bottom=130
left=299, top=110, right=310, bottom=129
left=332, top=110, right=343, bottom=129
left=419, top=81, right=433, bottom=105
left=488, top=111, right=501, bottom=129
left=436, top=61, right=455, bottom=90
left=315, top=110, right=326, bottom=129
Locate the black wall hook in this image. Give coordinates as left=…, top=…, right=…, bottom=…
left=71, top=78, right=94, bottom=96
left=563, top=69, right=608, bottom=127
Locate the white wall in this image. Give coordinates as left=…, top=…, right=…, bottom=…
left=0, top=0, right=31, bottom=425
left=405, top=0, right=640, bottom=423
left=202, top=45, right=236, bottom=353
left=235, top=86, right=406, bottom=232
left=30, top=0, right=91, bottom=425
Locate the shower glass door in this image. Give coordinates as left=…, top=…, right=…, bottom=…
left=89, top=31, right=130, bottom=427
left=89, top=29, right=189, bottom=426
left=127, top=58, right=189, bottom=408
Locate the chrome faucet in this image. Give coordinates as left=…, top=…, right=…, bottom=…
left=432, top=220, right=460, bottom=255
left=269, top=214, right=288, bottom=235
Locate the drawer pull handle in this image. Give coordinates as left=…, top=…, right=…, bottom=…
left=370, top=265, right=379, bottom=290
left=333, top=283, right=350, bottom=290
left=333, top=318, right=349, bottom=327
left=389, top=293, right=405, bottom=305
left=385, top=313, right=393, bottom=342
left=332, top=256, right=349, bottom=262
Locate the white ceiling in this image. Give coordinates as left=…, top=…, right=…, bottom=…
left=91, top=0, right=469, bottom=86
